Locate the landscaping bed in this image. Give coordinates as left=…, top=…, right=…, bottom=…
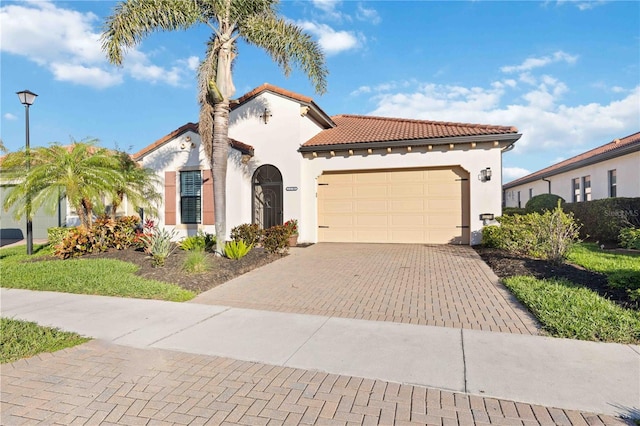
left=475, top=246, right=637, bottom=310
left=85, top=246, right=283, bottom=293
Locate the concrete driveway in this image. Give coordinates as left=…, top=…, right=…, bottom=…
left=193, top=243, right=541, bottom=335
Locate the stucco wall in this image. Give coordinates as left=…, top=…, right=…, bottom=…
left=504, top=151, right=640, bottom=208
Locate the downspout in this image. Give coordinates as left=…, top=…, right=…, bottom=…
left=542, top=178, right=551, bottom=194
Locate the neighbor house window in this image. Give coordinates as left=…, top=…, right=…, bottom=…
left=582, top=175, right=591, bottom=201
left=608, top=169, right=617, bottom=197
left=517, top=191, right=521, bottom=208
left=572, top=178, right=580, bottom=203
left=529, top=188, right=533, bottom=200
left=180, top=170, right=201, bottom=224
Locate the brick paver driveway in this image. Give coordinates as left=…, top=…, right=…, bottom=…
left=194, top=243, right=540, bottom=335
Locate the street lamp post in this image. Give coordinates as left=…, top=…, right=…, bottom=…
left=16, top=90, right=37, bottom=255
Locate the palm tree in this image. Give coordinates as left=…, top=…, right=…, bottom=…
left=2, top=141, right=123, bottom=228
left=110, top=151, right=162, bottom=220
left=102, top=0, right=327, bottom=253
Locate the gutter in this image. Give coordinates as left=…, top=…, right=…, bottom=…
left=542, top=178, right=551, bottom=194
left=299, top=133, right=522, bottom=153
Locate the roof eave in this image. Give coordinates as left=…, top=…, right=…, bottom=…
left=299, top=133, right=521, bottom=153
left=503, top=142, right=640, bottom=189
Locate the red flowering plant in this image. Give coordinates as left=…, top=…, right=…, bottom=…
left=283, top=219, right=298, bottom=236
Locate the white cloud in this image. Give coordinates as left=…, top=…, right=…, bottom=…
left=186, top=56, right=200, bottom=71
left=0, top=1, right=195, bottom=89
left=356, top=4, right=381, bottom=24
left=364, top=78, right=640, bottom=158
left=556, top=0, right=608, bottom=11
left=298, top=21, right=362, bottom=55
left=310, top=0, right=347, bottom=21
left=503, top=167, right=531, bottom=181
left=3, top=113, right=18, bottom=121
left=501, top=51, right=578, bottom=73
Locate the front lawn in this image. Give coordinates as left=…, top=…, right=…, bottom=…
left=0, top=318, right=90, bottom=364
left=0, top=244, right=195, bottom=302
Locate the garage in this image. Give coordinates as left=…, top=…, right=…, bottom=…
left=317, top=167, right=470, bottom=244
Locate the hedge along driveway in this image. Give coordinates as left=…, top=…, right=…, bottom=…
left=0, top=245, right=194, bottom=302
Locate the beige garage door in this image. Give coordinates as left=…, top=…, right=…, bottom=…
left=318, top=167, right=470, bottom=244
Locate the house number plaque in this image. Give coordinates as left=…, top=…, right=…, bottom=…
left=286, top=187, right=298, bottom=191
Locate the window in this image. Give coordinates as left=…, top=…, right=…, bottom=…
left=517, top=191, right=521, bottom=208
left=180, top=170, right=201, bottom=224
left=572, top=178, right=580, bottom=203
left=529, top=188, right=533, bottom=200
left=582, top=175, right=591, bottom=201
left=609, top=169, right=617, bottom=197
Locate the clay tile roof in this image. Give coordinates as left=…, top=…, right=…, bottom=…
left=504, top=131, right=640, bottom=188
left=133, top=122, right=254, bottom=160
left=233, top=83, right=313, bottom=107
left=302, top=114, right=519, bottom=147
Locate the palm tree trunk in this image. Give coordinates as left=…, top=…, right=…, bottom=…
left=212, top=101, right=230, bottom=254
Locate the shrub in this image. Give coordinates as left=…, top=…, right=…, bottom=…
left=224, top=240, right=253, bottom=260
left=230, top=223, right=263, bottom=246
left=92, top=216, right=138, bottom=250
left=179, top=231, right=216, bottom=252
left=139, top=226, right=177, bottom=267
left=47, top=227, right=70, bottom=248
left=502, top=207, right=526, bottom=216
left=487, top=204, right=581, bottom=263
left=182, top=248, right=211, bottom=273
left=262, top=225, right=290, bottom=254
left=563, top=197, right=640, bottom=242
left=525, top=194, right=565, bottom=213
left=54, top=226, right=101, bottom=259
left=619, top=227, right=640, bottom=250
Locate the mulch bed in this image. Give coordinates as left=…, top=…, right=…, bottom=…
left=474, top=246, right=638, bottom=310
left=83, top=246, right=283, bottom=293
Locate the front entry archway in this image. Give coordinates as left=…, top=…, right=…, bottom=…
left=252, top=165, right=283, bottom=229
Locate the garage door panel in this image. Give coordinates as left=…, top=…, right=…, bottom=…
left=318, top=167, right=469, bottom=244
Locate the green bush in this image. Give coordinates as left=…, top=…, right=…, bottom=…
left=502, top=207, right=526, bottom=216
left=262, top=225, right=290, bottom=254
left=224, top=240, right=253, bottom=260
left=182, top=248, right=211, bottom=273
left=525, top=194, right=565, bottom=213
left=486, top=205, right=581, bottom=263
left=619, top=227, right=640, bottom=250
left=92, top=216, right=138, bottom=250
left=563, top=197, right=640, bottom=242
left=47, top=227, right=70, bottom=248
left=139, top=227, right=177, bottom=267
left=230, top=223, right=263, bottom=246
left=179, top=231, right=216, bottom=252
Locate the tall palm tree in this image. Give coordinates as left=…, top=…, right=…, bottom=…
left=2, top=141, right=123, bottom=228
left=110, top=151, right=162, bottom=220
left=102, top=0, right=327, bottom=253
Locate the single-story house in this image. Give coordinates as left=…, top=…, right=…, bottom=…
left=503, top=131, right=640, bottom=208
left=134, top=83, right=522, bottom=245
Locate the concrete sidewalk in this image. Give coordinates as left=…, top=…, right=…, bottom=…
left=1, top=288, right=639, bottom=420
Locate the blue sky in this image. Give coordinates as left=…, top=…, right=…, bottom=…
left=1, top=0, right=638, bottom=182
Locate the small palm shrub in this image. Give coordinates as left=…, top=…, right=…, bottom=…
left=182, top=248, right=211, bottom=273
left=139, top=226, right=177, bottom=267
left=619, top=227, right=640, bottom=250
left=224, top=240, right=252, bottom=260
left=230, top=223, right=263, bottom=246
left=179, top=231, right=216, bottom=252
left=262, top=225, right=290, bottom=254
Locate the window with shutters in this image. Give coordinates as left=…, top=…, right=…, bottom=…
left=180, top=171, right=201, bottom=224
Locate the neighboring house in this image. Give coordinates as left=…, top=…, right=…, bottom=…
left=134, top=83, right=522, bottom=245
left=0, top=185, right=65, bottom=243
left=503, top=132, right=640, bottom=208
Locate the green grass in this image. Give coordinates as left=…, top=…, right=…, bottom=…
left=0, top=245, right=195, bottom=302
left=504, top=276, right=640, bottom=344
left=1, top=318, right=90, bottom=364
left=567, top=243, right=640, bottom=299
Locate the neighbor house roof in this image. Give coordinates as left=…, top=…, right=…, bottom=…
left=300, top=114, right=520, bottom=150
left=132, top=122, right=254, bottom=161
left=503, top=131, right=640, bottom=189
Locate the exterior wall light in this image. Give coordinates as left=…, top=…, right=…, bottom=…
left=479, top=213, right=495, bottom=225
left=261, top=108, right=272, bottom=124
left=479, top=167, right=492, bottom=182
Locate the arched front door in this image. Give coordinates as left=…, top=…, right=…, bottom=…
left=252, top=165, right=283, bottom=229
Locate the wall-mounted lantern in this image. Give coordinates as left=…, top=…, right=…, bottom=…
left=479, top=213, right=495, bottom=225
left=478, top=167, right=492, bottom=182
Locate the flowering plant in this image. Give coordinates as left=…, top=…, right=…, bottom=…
left=283, top=219, right=298, bottom=236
